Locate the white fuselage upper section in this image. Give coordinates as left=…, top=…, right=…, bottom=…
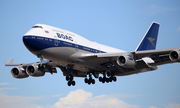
left=23, top=24, right=127, bottom=72
left=24, top=24, right=125, bottom=53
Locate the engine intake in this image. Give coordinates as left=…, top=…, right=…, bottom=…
left=11, top=67, right=29, bottom=78
left=117, top=55, right=136, bottom=68
left=169, top=50, right=180, bottom=62
left=26, top=64, right=45, bottom=77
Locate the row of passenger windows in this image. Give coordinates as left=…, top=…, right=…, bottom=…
left=32, top=36, right=102, bottom=53
left=32, top=26, right=43, bottom=29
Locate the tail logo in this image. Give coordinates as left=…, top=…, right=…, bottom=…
left=147, top=37, right=155, bottom=47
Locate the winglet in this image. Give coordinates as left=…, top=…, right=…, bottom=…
left=5, top=59, right=20, bottom=66
left=7, top=59, right=14, bottom=64
left=135, top=22, right=160, bottom=51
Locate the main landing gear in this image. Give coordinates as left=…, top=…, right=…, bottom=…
left=84, top=72, right=95, bottom=85
left=99, top=72, right=117, bottom=83
left=61, top=67, right=117, bottom=86
left=84, top=71, right=117, bottom=85
left=66, top=75, right=75, bottom=86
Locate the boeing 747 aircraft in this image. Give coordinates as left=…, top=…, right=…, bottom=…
left=5, top=22, right=180, bottom=86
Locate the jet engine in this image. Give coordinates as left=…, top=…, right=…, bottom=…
left=117, top=55, right=136, bottom=68
left=169, top=50, right=180, bottom=62
left=26, top=64, right=45, bottom=77
left=11, top=67, right=29, bottom=78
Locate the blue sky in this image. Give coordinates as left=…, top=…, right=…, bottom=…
left=0, top=0, right=180, bottom=108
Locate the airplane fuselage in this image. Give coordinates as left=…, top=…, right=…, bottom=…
left=23, top=24, right=126, bottom=73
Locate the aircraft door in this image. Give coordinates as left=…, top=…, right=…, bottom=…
left=54, top=36, right=58, bottom=46
left=75, top=41, right=78, bottom=52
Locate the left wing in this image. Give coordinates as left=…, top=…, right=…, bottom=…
left=80, top=21, right=179, bottom=67
left=135, top=47, right=180, bottom=66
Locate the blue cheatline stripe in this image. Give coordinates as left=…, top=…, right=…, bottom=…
left=23, top=35, right=106, bottom=53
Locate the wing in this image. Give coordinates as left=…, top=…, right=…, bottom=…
left=81, top=47, right=180, bottom=69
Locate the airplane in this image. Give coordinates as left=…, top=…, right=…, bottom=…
left=5, top=22, right=180, bottom=86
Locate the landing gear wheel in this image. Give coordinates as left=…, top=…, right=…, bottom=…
left=103, top=76, right=106, bottom=81
left=92, top=79, right=95, bottom=84
left=68, top=81, right=71, bottom=86
left=113, top=77, right=117, bottom=82
left=85, top=78, right=88, bottom=83
left=102, top=78, right=105, bottom=83
left=109, top=77, right=112, bottom=82
left=106, top=78, right=109, bottom=83
left=107, top=72, right=111, bottom=77
left=66, top=76, right=69, bottom=81
left=99, top=77, right=103, bottom=82
left=89, top=78, right=92, bottom=82
left=72, top=81, right=75, bottom=86
left=88, top=80, right=91, bottom=85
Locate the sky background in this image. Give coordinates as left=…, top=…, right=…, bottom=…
left=0, top=0, right=180, bottom=108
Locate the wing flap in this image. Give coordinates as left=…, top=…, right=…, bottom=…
left=81, top=52, right=126, bottom=58
left=81, top=52, right=127, bottom=64
left=149, top=54, right=174, bottom=66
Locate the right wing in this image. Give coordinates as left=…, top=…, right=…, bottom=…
left=5, top=59, right=57, bottom=78
left=5, top=58, right=51, bottom=66
left=5, top=59, right=21, bottom=66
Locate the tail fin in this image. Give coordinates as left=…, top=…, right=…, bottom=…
left=135, top=22, right=160, bottom=51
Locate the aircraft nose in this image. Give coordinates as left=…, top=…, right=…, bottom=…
left=23, top=36, right=42, bottom=51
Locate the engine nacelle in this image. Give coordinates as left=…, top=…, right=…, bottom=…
left=26, top=64, right=45, bottom=77
left=169, top=50, right=180, bottom=62
left=11, top=67, right=29, bottom=78
left=117, top=55, right=136, bottom=68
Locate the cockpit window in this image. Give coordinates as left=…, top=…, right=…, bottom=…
left=32, top=26, right=43, bottom=29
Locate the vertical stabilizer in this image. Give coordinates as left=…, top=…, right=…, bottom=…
left=135, top=22, right=160, bottom=51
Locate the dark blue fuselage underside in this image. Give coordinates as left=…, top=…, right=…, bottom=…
left=23, top=35, right=106, bottom=53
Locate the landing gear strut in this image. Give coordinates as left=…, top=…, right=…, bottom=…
left=37, top=54, right=44, bottom=67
